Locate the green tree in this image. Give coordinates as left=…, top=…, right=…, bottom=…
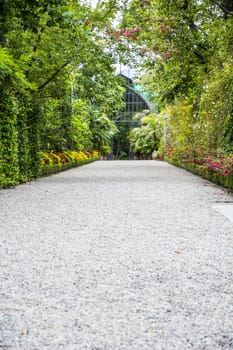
left=0, top=0, right=124, bottom=187
left=121, top=0, right=233, bottom=152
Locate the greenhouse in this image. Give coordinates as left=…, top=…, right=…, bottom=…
left=114, top=73, right=152, bottom=123
left=107, top=72, right=154, bottom=160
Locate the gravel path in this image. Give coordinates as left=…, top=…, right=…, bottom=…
left=0, top=160, right=233, bottom=350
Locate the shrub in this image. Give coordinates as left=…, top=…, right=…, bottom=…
left=165, top=148, right=233, bottom=190
left=39, top=150, right=100, bottom=177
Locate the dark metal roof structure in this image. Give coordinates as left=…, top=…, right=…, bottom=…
left=114, top=74, right=151, bottom=123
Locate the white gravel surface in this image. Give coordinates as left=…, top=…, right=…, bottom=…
left=0, top=160, right=233, bottom=350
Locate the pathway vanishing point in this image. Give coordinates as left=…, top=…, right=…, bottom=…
left=0, top=160, right=233, bottom=350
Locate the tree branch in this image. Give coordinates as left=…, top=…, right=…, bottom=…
left=37, top=61, right=70, bottom=90
left=193, top=51, right=206, bottom=65
left=211, top=0, right=233, bottom=16
left=100, top=0, right=117, bottom=21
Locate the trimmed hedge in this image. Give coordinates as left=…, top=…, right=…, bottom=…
left=164, top=148, right=233, bottom=191
left=39, top=150, right=100, bottom=177
left=0, top=150, right=100, bottom=188
left=39, top=158, right=99, bottom=177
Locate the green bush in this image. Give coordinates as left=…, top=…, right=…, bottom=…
left=39, top=150, right=100, bottom=177
left=165, top=148, right=233, bottom=191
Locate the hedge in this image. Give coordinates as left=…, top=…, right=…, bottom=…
left=39, top=150, right=100, bottom=177
left=0, top=150, right=100, bottom=188
left=164, top=148, right=233, bottom=191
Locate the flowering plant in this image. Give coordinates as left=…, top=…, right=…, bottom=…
left=164, top=148, right=233, bottom=190
left=39, top=150, right=100, bottom=176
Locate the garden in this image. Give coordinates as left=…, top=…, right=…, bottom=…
left=39, top=150, right=100, bottom=177
left=164, top=148, right=233, bottom=191
left=1, top=0, right=233, bottom=191
left=0, top=1, right=124, bottom=188
left=121, top=0, right=233, bottom=191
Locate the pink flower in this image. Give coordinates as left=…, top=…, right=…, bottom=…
left=222, top=169, right=227, bottom=176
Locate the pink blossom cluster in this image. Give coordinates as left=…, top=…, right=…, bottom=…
left=165, top=148, right=233, bottom=177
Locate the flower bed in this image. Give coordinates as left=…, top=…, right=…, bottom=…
left=39, top=150, right=100, bottom=177
left=164, top=148, right=233, bottom=191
